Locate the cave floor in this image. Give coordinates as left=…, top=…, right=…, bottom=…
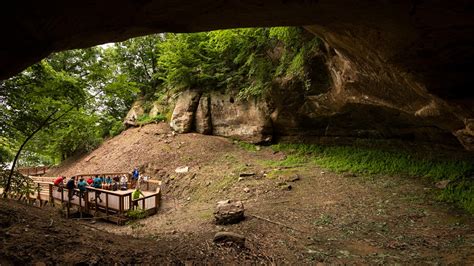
left=2, top=128, right=473, bottom=264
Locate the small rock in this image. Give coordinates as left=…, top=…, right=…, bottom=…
left=255, top=146, right=261, bottom=151
left=206, top=181, right=212, bottom=186
left=175, top=166, right=189, bottom=173
left=239, top=172, right=255, bottom=177
left=213, top=231, right=246, bottom=247
left=187, top=197, right=191, bottom=201
left=321, top=171, right=325, bottom=175
left=278, top=183, right=292, bottom=191
left=214, top=200, right=245, bottom=225
left=243, top=187, right=250, bottom=193
left=238, top=177, right=244, bottom=182
left=287, top=175, right=300, bottom=182
left=435, top=179, right=451, bottom=189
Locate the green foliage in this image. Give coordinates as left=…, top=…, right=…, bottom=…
left=271, top=143, right=474, bottom=213
left=136, top=114, right=167, bottom=125
left=0, top=137, right=14, bottom=164
left=236, top=141, right=258, bottom=152
left=439, top=179, right=474, bottom=213
left=126, top=208, right=148, bottom=220
left=0, top=169, right=38, bottom=197
left=154, top=27, right=321, bottom=99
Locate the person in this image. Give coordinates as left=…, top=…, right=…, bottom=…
left=53, top=176, right=65, bottom=191
left=120, top=174, right=128, bottom=190
left=77, top=177, right=87, bottom=198
left=93, top=175, right=102, bottom=189
left=132, top=187, right=145, bottom=209
left=65, top=176, right=76, bottom=200
left=112, top=181, right=118, bottom=191
left=86, top=176, right=93, bottom=186
left=93, top=175, right=103, bottom=202
left=132, top=167, right=139, bottom=187
left=104, top=176, right=112, bottom=190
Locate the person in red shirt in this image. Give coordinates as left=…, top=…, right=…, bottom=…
left=86, top=176, right=93, bottom=185
left=53, top=176, right=65, bottom=192
left=53, top=176, right=64, bottom=186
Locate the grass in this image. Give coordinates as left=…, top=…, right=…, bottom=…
left=136, top=114, right=167, bottom=125
left=270, top=143, right=474, bottom=213
left=236, top=140, right=258, bottom=152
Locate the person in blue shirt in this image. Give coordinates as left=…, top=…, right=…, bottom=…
left=104, top=176, right=112, bottom=190
left=77, top=178, right=87, bottom=198
left=132, top=167, right=139, bottom=188
left=93, top=175, right=102, bottom=188
left=93, top=175, right=103, bottom=202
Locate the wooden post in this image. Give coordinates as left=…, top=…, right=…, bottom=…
left=105, top=193, right=109, bottom=216
left=61, top=187, right=64, bottom=203
left=142, top=198, right=145, bottom=210
left=79, top=192, right=83, bottom=219
left=49, top=184, right=54, bottom=207
left=85, top=190, right=89, bottom=213
left=66, top=189, right=70, bottom=219
left=119, top=194, right=123, bottom=215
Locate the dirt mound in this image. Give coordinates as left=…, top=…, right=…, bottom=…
left=48, top=123, right=240, bottom=177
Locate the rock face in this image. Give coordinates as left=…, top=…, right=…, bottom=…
left=194, top=95, right=212, bottom=135
left=123, top=100, right=145, bottom=127
left=214, top=200, right=245, bottom=225
left=170, top=91, right=273, bottom=143
left=209, top=92, right=272, bottom=143
left=169, top=90, right=201, bottom=133
left=168, top=45, right=468, bottom=148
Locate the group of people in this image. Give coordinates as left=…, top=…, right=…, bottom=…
left=53, top=167, right=147, bottom=203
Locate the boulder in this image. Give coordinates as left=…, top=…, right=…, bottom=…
left=170, top=90, right=201, bottom=133
left=209, top=92, right=273, bottom=144
left=214, top=200, right=245, bottom=225
left=195, top=95, right=212, bottom=135
left=149, top=99, right=170, bottom=118
left=123, top=100, right=145, bottom=127
left=213, top=231, right=246, bottom=247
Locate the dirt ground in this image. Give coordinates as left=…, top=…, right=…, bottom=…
left=2, top=123, right=473, bottom=264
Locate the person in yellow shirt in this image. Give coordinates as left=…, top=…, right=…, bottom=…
left=132, top=187, right=145, bottom=209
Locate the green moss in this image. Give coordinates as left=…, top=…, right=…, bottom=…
left=237, top=140, right=258, bottom=152
left=136, top=114, right=167, bottom=125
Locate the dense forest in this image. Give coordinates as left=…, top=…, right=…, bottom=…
left=0, top=27, right=319, bottom=167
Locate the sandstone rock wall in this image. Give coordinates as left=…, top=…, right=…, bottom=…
left=168, top=39, right=470, bottom=149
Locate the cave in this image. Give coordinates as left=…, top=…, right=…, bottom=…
left=1, top=1, right=473, bottom=150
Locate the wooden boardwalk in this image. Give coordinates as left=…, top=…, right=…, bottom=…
left=27, top=175, right=162, bottom=225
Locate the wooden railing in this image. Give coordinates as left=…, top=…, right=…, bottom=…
left=74, top=172, right=132, bottom=179
left=28, top=175, right=162, bottom=223
left=18, top=166, right=50, bottom=176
